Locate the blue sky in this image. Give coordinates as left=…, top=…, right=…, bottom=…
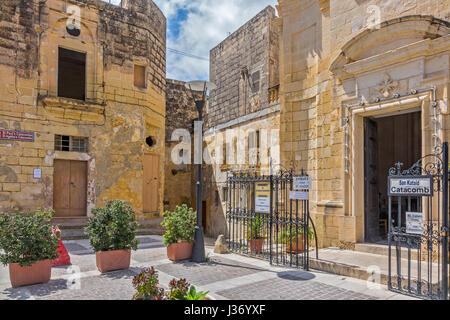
left=152, top=0, right=278, bottom=81
left=104, top=0, right=278, bottom=81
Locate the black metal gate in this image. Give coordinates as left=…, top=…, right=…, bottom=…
left=226, top=169, right=317, bottom=270
left=387, top=142, right=449, bottom=300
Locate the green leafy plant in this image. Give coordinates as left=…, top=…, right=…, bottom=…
left=161, top=205, right=196, bottom=247
left=132, top=267, right=165, bottom=300
left=131, top=269, right=209, bottom=301
left=185, top=285, right=209, bottom=300
left=279, top=226, right=314, bottom=243
left=85, top=200, right=140, bottom=252
left=247, top=214, right=266, bottom=240
left=0, top=209, right=59, bottom=267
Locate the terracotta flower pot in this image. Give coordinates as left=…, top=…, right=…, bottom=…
left=96, top=250, right=131, bottom=273
left=167, top=241, right=193, bottom=261
left=286, top=236, right=305, bottom=254
left=249, top=239, right=264, bottom=254
left=9, top=260, right=52, bottom=288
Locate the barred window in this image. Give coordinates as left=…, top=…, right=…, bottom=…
left=55, top=135, right=88, bottom=153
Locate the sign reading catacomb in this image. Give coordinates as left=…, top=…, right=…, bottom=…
left=388, top=176, right=433, bottom=197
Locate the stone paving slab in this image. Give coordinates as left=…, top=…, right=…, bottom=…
left=313, top=247, right=440, bottom=284
left=0, top=269, right=140, bottom=300
left=217, top=277, right=377, bottom=300
left=155, top=256, right=267, bottom=286
left=0, top=236, right=419, bottom=300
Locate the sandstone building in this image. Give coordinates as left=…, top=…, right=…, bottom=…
left=275, top=0, right=450, bottom=247
left=164, top=79, right=202, bottom=215
left=204, top=6, right=281, bottom=237
left=0, top=0, right=166, bottom=227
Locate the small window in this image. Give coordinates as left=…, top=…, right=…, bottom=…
left=251, top=71, right=260, bottom=94
left=146, top=136, right=155, bottom=147
left=134, top=65, right=146, bottom=88
left=55, top=135, right=88, bottom=153
left=58, top=47, right=86, bottom=100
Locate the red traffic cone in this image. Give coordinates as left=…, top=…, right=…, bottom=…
left=52, top=227, right=71, bottom=267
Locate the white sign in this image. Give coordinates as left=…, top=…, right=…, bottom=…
left=388, top=176, right=433, bottom=197
left=290, top=191, right=309, bottom=201
left=255, top=182, right=271, bottom=214
left=33, top=168, right=42, bottom=179
left=255, top=197, right=270, bottom=213
left=406, top=212, right=425, bottom=235
left=293, top=176, right=311, bottom=190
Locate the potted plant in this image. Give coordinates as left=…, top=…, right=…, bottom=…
left=85, top=200, right=139, bottom=273
left=280, top=226, right=314, bottom=254
left=0, top=209, right=60, bottom=288
left=161, top=205, right=196, bottom=261
left=247, top=215, right=265, bottom=254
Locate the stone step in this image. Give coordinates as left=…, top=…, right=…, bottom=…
left=310, top=248, right=440, bottom=286
left=53, top=218, right=165, bottom=239
left=354, top=243, right=420, bottom=260
left=59, top=228, right=88, bottom=240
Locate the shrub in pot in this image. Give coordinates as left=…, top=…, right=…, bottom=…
left=247, top=215, right=266, bottom=254
left=0, top=209, right=59, bottom=288
left=280, top=227, right=314, bottom=254
left=85, top=200, right=139, bottom=273
left=161, top=205, right=196, bottom=261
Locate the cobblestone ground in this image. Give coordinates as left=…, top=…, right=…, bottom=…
left=217, top=277, right=376, bottom=300
left=0, top=236, right=415, bottom=300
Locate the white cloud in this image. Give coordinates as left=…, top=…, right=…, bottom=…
left=152, top=0, right=278, bottom=81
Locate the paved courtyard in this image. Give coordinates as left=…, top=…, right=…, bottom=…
left=0, top=236, right=416, bottom=300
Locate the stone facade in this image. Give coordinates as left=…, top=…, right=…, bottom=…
left=0, top=0, right=166, bottom=222
left=276, top=0, right=450, bottom=247
left=164, top=79, right=202, bottom=213
left=208, top=6, right=280, bottom=130
left=204, top=6, right=281, bottom=238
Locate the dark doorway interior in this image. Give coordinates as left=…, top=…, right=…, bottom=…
left=364, top=111, right=422, bottom=243
left=58, top=47, right=86, bottom=101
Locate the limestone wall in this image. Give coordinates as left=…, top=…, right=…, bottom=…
left=276, top=0, right=450, bottom=247
left=0, top=0, right=166, bottom=221
left=164, top=79, right=203, bottom=213
left=208, top=6, right=279, bottom=130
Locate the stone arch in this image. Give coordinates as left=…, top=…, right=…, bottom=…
left=330, top=15, right=450, bottom=73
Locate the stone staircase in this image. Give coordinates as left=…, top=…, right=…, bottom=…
left=52, top=217, right=89, bottom=240
left=136, top=218, right=164, bottom=236
left=310, top=243, right=440, bottom=286
left=51, top=217, right=164, bottom=240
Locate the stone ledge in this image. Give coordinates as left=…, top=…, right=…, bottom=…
left=317, top=200, right=344, bottom=208
left=41, top=96, right=105, bottom=109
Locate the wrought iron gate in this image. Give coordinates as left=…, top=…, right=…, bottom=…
left=387, top=142, right=449, bottom=300
left=226, top=169, right=317, bottom=270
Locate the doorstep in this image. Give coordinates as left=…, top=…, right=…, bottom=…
left=310, top=247, right=440, bottom=286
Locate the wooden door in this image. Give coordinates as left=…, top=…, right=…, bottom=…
left=143, top=154, right=160, bottom=213
left=54, top=160, right=87, bottom=217
left=364, top=118, right=380, bottom=242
